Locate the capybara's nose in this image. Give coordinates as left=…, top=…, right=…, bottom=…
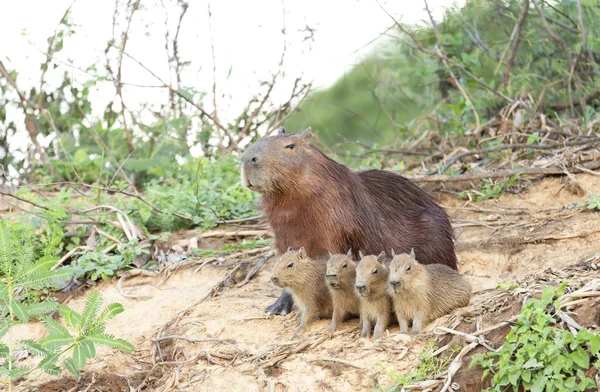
left=355, top=284, right=365, bottom=291
left=390, top=280, right=400, bottom=288
left=271, top=276, right=279, bottom=284
left=251, top=156, right=258, bottom=163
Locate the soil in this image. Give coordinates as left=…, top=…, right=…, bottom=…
left=7, top=174, right=600, bottom=392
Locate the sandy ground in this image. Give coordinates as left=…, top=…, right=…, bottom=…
left=7, top=173, right=600, bottom=391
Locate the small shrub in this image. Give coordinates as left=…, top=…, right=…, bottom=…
left=471, top=283, right=599, bottom=392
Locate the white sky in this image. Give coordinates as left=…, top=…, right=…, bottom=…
left=1, top=0, right=463, bottom=153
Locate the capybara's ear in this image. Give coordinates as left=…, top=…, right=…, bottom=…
left=298, top=247, right=307, bottom=258
left=347, top=249, right=353, bottom=257
left=391, top=248, right=396, bottom=257
left=287, top=246, right=293, bottom=252
left=377, top=251, right=386, bottom=263
left=358, top=250, right=364, bottom=259
left=277, top=127, right=286, bottom=135
left=409, top=248, right=415, bottom=259
left=299, top=127, right=312, bottom=144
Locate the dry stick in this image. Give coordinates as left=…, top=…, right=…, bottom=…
left=51, top=246, right=93, bottom=270
left=0, top=191, right=50, bottom=211
left=152, top=335, right=243, bottom=352
left=237, top=251, right=275, bottom=287
left=308, top=357, right=365, bottom=369
left=117, top=269, right=158, bottom=299
left=439, top=341, right=479, bottom=392
left=413, top=159, right=600, bottom=183
left=429, top=137, right=600, bottom=175
left=95, top=227, right=123, bottom=245
left=199, top=230, right=271, bottom=239
left=120, top=50, right=232, bottom=141
left=575, top=165, right=600, bottom=177
left=551, top=89, right=600, bottom=111
left=502, top=0, right=530, bottom=86
left=0, top=60, right=48, bottom=163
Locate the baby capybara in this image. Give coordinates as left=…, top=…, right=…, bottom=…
left=271, top=247, right=332, bottom=334
left=388, top=249, right=471, bottom=335
left=325, top=250, right=362, bottom=332
left=241, top=127, right=457, bottom=315
left=355, top=252, right=393, bottom=341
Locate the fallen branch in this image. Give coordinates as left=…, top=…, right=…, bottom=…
left=237, top=251, right=275, bottom=287
left=429, top=137, right=600, bottom=175
left=152, top=335, right=244, bottom=352
left=117, top=269, right=158, bottom=299
left=51, top=246, right=93, bottom=270
left=439, top=341, right=479, bottom=392
left=199, top=230, right=272, bottom=239
left=413, top=159, right=600, bottom=182
left=308, top=357, right=365, bottom=369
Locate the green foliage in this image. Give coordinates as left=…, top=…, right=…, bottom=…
left=0, top=219, right=133, bottom=385
left=471, top=283, right=599, bottom=392
left=377, top=342, right=460, bottom=391
left=462, top=174, right=521, bottom=201
left=577, top=194, right=600, bottom=211
left=131, top=156, right=259, bottom=231
left=496, top=281, right=519, bottom=291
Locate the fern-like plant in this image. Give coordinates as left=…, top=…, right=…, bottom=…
left=0, top=219, right=134, bottom=390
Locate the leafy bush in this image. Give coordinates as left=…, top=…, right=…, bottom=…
left=0, top=219, right=133, bottom=386
left=471, top=283, right=599, bottom=392
left=131, top=156, right=259, bottom=231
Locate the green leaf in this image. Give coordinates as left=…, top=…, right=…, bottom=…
left=81, top=339, right=96, bottom=359
left=15, top=255, right=56, bottom=281
left=0, top=343, right=9, bottom=358
left=97, top=303, right=124, bottom=323
left=19, top=339, right=50, bottom=357
left=39, top=334, right=74, bottom=349
left=26, top=301, right=59, bottom=317
left=41, top=316, right=69, bottom=335
left=64, top=358, right=79, bottom=377
left=81, top=291, right=102, bottom=330
left=72, top=344, right=86, bottom=370
left=571, top=348, right=590, bottom=369
left=88, top=333, right=134, bottom=352
left=589, top=335, right=600, bottom=355
left=11, top=299, right=29, bottom=323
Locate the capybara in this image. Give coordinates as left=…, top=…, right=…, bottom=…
left=388, top=249, right=471, bottom=335
left=325, top=250, right=362, bottom=332
left=355, top=252, right=393, bottom=341
left=240, top=127, right=456, bottom=315
left=271, top=247, right=332, bottom=334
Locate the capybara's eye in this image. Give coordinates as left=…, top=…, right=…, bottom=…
left=342, top=263, right=347, bottom=268
left=406, top=265, right=411, bottom=271
left=372, top=268, right=378, bottom=275
left=285, top=143, right=295, bottom=150
left=286, top=262, right=294, bottom=268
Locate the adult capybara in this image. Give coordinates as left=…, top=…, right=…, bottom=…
left=240, top=127, right=457, bottom=315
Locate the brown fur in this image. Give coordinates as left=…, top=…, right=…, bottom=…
left=355, top=252, right=393, bottom=341
left=240, top=128, right=457, bottom=268
left=388, top=252, right=472, bottom=335
left=271, top=247, right=332, bottom=334
left=325, top=250, right=362, bottom=332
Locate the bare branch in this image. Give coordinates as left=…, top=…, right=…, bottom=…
left=502, top=0, right=529, bottom=86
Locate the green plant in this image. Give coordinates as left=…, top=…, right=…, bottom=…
left=463, top=174, right=521, bottom=201
left=471, top=283, right=599, bottom=392
left=0, top=219, right=133, bottom=389
left=377, top=342, right=460, bottom=391
left=496, top=281, right=519, bottom=291
left=578, top=194, right=600, bottom=211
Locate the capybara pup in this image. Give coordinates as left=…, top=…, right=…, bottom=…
left=388, top=249, right=471, bottom=335
left=271, top=247, right=333, bottom=334
left=355, top=251, right=392, bottom=341
left=325, top=250, right=362, bottom=332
